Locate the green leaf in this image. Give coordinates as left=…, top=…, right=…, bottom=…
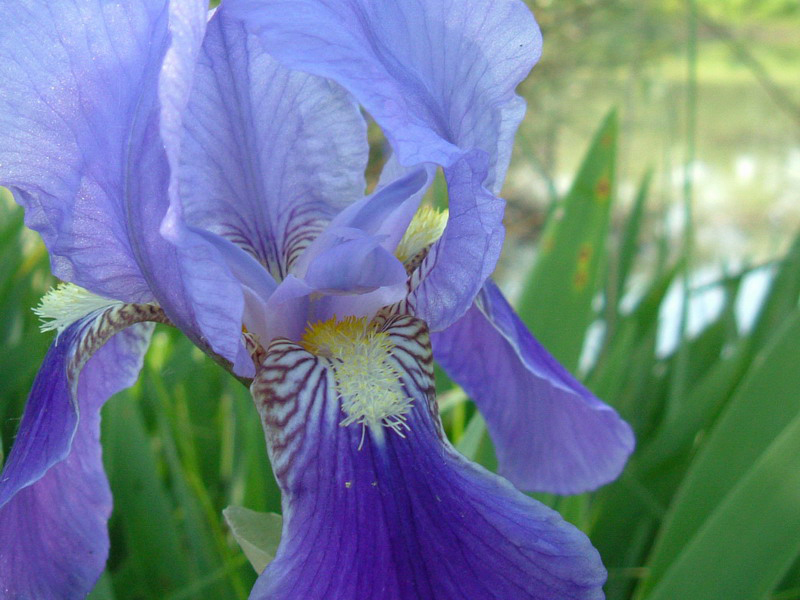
left=518, top=109, right=618, bottom=370
left=615, top=169, right=653, bottom=304
left=638, top=310, right=800, bottom=597
left=87, top=573, right=116, bottom=600
left=223, top=506, right=283, bottom=574
left=749, top=231, right=800, bottom=353
left=645, top=410, right=800, bottom=600
left=104, top=393, right=194, bottom=596
left=455, top=412, right=498, bottom=473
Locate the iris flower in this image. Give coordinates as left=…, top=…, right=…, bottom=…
left=0, top=0, right=633, bottom=598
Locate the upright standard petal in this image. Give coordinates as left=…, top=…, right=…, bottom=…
left=0, top=312, right=154, bottom=600
left=178, top=7, right=369, bottom=281
left=248, top=315, right=606, bottom=599
left=225, top=0, right=541, bottom=192
left=432, top=280, right=635, bottom=494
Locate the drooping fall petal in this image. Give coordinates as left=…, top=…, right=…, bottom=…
left=432, top=280, right=635, bottom=494
left=248, top=315, right=606, bottom=599
left=0, top=316, right=152, bottom=599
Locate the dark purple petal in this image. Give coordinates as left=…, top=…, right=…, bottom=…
left=249, top=316, right=606, bottom=599
left=177, top=8, right=369, bottom=280
left=0, top=0, right=249, bottom=371
left=405, top=151, right=505, bottom=331
left=225, top=0, right=541, bottom=192
left=0, top=320, right=151, bottom=599
left=432, top=280, right=635, bottom=494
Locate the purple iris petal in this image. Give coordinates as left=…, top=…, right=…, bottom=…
left=225, top=0, right=541, bottom=193
left=249, top=316, right=606, bottom=599
left=257, top=169, right=432, bottom=342
left=0, top=321, right=152, bottom=599
left=323, top=166, right=433, bottom=253
left=303, top=232, right=407, bottom=294
left=0, top=0, right=248, bottom=370
left=262, top=275, right=315, bottom=342
left=178, top=7, right=369, bottom=280
left=0, top=0, right=167, bottom=302
left=432, top=280, right=635, bottom=494
left=408, top=150, right=506, bottom=331
left=158, top=0, right=260, bottom=374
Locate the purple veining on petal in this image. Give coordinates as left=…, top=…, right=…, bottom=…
left=247, top=315, right=606, bottom=599
left=0, top=0, right=172, bottom=302
left=432, top=279, right=635, bottom=494
left=0, top=0, right=253, bottom=372
left=178, top=7, right=369, bottom=281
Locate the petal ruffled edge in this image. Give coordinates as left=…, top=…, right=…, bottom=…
left=403, top=151, right=505, bottom=332
left=225, top=0, right=541, bottom=192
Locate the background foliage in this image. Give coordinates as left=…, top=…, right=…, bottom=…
left=1, top=1, right=799, bottom=598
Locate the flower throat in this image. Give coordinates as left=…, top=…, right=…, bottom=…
left=301, top=316, right=411, bottom=447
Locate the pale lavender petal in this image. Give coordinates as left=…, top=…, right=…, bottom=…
left=0, top=0, right=169, bottom=301
left=177, top=7, right=368, bottom=280
left=262, top=275, right=314, bottom=342
left=249, top=316, right=606, bottom=599
left=324, top=166, right=433, bottom=254
left=260, top=233, right=407, bottom=342
left=303, top=232, right=406, bottom=294
left=0, top=0, right=248, bottom=371
left=405, top=150, right=505, bottom=331
left=226, top=0, right=541, bottom=192
left=432, top=280, right=635, bottom=494
left=291, top=167, right=431, bottom=279
left=156, top=0, right=260, bottom=374
left=0, top=320, right=151, bottom=599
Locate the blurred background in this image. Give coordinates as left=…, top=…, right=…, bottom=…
left=1, top=0, right=799, bottom=598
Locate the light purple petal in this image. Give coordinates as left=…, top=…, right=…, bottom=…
left=262, top=275, right=314, bottom=342
left=303, top=233, right=407, bottom=294
left=226, top=0, right=541, bottom=192
left=0, top=320, right=151, bottom=599
left=0, top=0, right=169, bottom=301
left=405, top=150, right=505, bottom=331
left=432, top=280, right=635, bottom=494
left=322, top=166, right=433, bottom=254
left=249, top=315, right=606, bottom=599
left=157, top=0, right=260, bottom=375
left=0, top=0, right=248, bottom=371
left=177, top=7, right=369, bottom=280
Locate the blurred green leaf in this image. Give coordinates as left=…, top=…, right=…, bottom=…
left=104, top=392, right=194, bottom=596
left=749, top=231, right=800, bottom=353
left=455, top=412, right=498, bottom=473
left=518, top=108, right=618, bottom=371
left=638, top=310, right=800, bottom=597
left=223, top=507, right=283, bottom=574
left=87, top=574, right=115, bottom=600
left=645, top=409, right=800, bottom=600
